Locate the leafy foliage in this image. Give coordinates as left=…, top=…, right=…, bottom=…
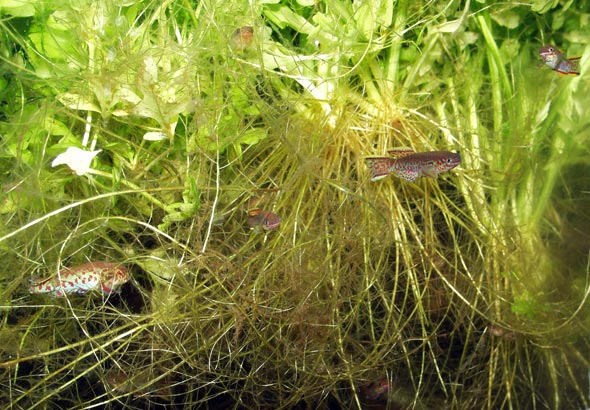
left=0, top=0, right=589, bottom=409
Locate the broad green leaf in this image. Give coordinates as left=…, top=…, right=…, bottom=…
left=238, top=128, right=268, bottom=145
left=531, top=0, right=559, bottom=13
left=353, top=0, right=393, bottom=35
left=0, top=0, right=36, bottom=17
left=0, top=191, right=29, bottom=214
left=354, top=3, right=374, bottom=39
left=133, top=255, right=181, bottom=282
left=28, top=24, right=77, bottom=61
left=43, top=117, right=75, bottom=137
left=263, top=4, right=313, bottom=34
left=499, top=38, right=520, bottom=61
left=490, top=9, right=520, bottom=29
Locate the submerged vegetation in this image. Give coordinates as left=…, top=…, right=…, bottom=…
left=0, top=0, right=589, bottom=408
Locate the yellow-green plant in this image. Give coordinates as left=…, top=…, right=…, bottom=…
left=0, top=0, right=589, bottom=409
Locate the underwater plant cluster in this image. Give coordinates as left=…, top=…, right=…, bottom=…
left=0, top=0, right=589, bottom=409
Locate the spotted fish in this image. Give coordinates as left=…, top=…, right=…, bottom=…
left=365, top=149, right=461, bottom=182
left=247, top=208, right=281, bottom=231
left=539, top=45, right=580, bottom=75
left=29, top=261, right=130, bottom=297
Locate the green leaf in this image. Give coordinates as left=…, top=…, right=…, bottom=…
left=499, top=38, right=520, bottom=61
left=28, top=23, right=76, bottom=62
left=238, top=128, right=268, bottom=145
left=133, top=254, right=181, bottom=282
left=353, top=0, right=393, bottom=36
left=490, top=9, right=521, bottom=29
left=531, top=0, right=559, bottom=13
left=0, top=0, right=37, bottom=17
left=43, top=117, right=75, bottom=137
left=263, top=4, right=313, bottom=33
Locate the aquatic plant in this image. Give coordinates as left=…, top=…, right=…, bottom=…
left=0, top=0, right=588, bottom=409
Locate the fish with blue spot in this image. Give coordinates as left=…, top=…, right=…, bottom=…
left=539, top=45, right=581, bottom=75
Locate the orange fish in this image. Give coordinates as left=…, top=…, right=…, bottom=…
left=29, top=262, right=130, bottom=297
left=247, top=208, right=280, bottom=231
left=232, top=26, right=254, bottom=52
left=365, top=149, right=461, bottom=182
left=539, top=45, right=580, bottom=75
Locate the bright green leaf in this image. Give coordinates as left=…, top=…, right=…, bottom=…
left=238, top=128, right=268, bottom=145
left=263, top=4, right=313, bottom=34
left=0, top=0, right=36, bottom=17
left=491, top=9, right=520, bottom=29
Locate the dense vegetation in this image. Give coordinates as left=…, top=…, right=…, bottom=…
left=0, top=0, right=589, bottom=408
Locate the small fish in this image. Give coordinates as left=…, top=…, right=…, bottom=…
left=104, top=368, right=172, bottom=399
left=488, top=324, right=516, bottom=340
left=247, top=208, right=280, bottom=231
left=539, top=45, right=580, bottom=75
left=29, top=261, right=130, bottom=297
left=365, top=149, right=461, bottom=182
left=232, top=26, right=254, bottom=52
left=360, top=377, right=389, bottom=400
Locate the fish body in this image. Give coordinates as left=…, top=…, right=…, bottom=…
left=361, top=377, right=389, bottom=400
left=29, top=262, right=130, bottom=297
left=539, top=45, right=580, bottom=75
left=365, top=150, right=461, bottom=182
left=247, top=208, right=281, bottom=231
left=232, top=26, right=254, bottom=51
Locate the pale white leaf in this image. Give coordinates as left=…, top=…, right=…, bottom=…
left=57, top=93, right=101, bottom=112
left=52, top=147, right=101, bottom=176
left=143, top=132, right=168, bottom=141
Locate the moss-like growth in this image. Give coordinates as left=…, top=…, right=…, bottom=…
left=0, top=0, right=589, bottom=408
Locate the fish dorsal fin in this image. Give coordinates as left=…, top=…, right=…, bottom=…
left=387, top=147, right=415, bottom=158
left=247, top=208, right=261, bottom=217
left=30, top=275, right=52, bottom=286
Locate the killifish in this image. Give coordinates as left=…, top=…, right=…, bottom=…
left=360, top=377, right=389, bottom=400
left=247, top=208, right=281, bottom=231
left=488, top=324, right=516, bottom=340
left=365, top=149, right=461, bottom=182
left=104, top=368, right=172, bottom=398
left=29, top=262, right=130, bottom=297
left=232, top=26, right=254, bottom=52
left=539, top=45, right=580, bottom=75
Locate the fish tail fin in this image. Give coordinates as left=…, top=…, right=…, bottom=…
left=568, top=57, right=581, bottom=75
left=365, top=157, right=393, bottom=181
left=29, top=275, right=50, bottom=286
